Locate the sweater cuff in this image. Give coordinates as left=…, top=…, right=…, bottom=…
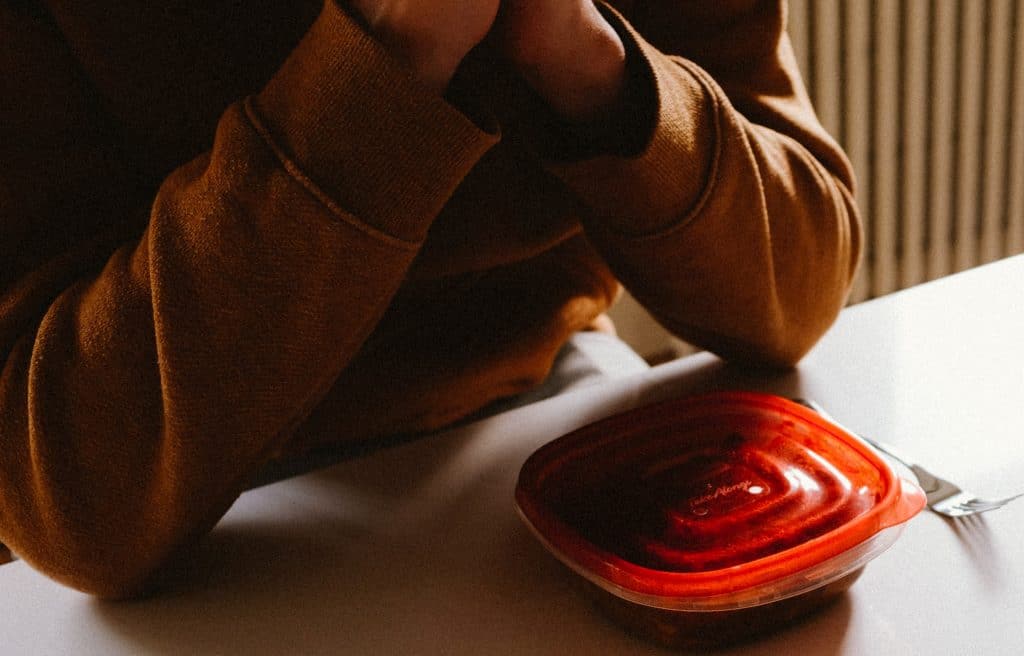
left=251, top=0, right=499, bottom=244
left=545, top=3, right=720, bottom=237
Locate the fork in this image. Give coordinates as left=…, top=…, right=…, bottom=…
left=794, top=398, right=1024, bottom=518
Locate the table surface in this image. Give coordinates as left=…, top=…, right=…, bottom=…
left=3, top=256, right=1023, bottom=655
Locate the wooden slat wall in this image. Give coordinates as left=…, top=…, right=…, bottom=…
left=901, top=0, right=930, bottom=288
left=928, top=0, right=959, bottom=282
left=1010, top=1, right=1024, bottom=254
left=843, top=1, right=873, bottom=302
left=981, top=0, right=1015, bottom=264
left=787, top=0, right=1024, bottom=303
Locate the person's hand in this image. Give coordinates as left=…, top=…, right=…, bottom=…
left=347, top=0, right=501, bottom=93
left=493, top=1, right=627, bottom=123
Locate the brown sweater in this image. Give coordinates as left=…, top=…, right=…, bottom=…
left=0, top=0, right=861, bottom=596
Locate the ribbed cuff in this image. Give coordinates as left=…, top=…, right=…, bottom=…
left=251, top=0, right=499, bottom=243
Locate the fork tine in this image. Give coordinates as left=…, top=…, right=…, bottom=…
left=956, top=501, right=1003, bottom=513
left=962, top=503, right=1003, bottom=513
left=959, top=499, right=999, bottom=509
left=961, top=493, right=1024, bottom=509
left=955, top=500, right=1016, bottom=515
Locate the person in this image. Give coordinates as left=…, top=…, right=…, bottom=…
left=0, top=0, right=861, bottom=597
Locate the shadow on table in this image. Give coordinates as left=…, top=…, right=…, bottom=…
left=88, top=358, right=842, bottom=655
left=89, top=512, right=854, bottom=656
left=949, top=515, right=1009, bottom=591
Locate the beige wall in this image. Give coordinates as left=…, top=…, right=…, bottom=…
left=606, top=291, right=694, bottom=362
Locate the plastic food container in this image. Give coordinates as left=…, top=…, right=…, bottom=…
left=515, top=391, right=925, bottom=649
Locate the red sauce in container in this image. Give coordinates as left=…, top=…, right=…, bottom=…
left=516, top=392, right=924, bottom=648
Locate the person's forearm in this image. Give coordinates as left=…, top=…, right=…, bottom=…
left=0, top=0, right=498, bottom=597
left=539, top=4, right=863, bottom=367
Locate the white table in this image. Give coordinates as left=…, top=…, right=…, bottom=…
left=3, top=256, right=1024, bottom=655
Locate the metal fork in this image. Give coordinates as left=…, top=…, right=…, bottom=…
left=794, top=399, right=1024, bottom=518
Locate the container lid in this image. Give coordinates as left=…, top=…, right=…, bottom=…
left=515, top=392, right=925, bottom=610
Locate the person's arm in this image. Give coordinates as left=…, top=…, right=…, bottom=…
left=497, top=0, right=863, bottom=367
left=0, top=0, right=496, bottom=597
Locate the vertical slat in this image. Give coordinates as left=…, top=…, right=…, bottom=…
left=844, top=1, right=873, bottom=303
left=872, top=0, right=901, bottom=296
left=812, top=2, right=843, bottom=139
left=981, top=0, right=1015, bottom=264
left=900, top=0, right=931, bottom=288
left=788, top=0, right=811, bottom=82
left=954, top=0, right=986, bottom=272
left=1007, top=0, right=1024, bottom=254
left=927, top=0, right=959, bottom=280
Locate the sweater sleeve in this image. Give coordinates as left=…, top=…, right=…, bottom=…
left=546, top=0, right=863, bottom=367
left=0, top=1, right=495, bottom=597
